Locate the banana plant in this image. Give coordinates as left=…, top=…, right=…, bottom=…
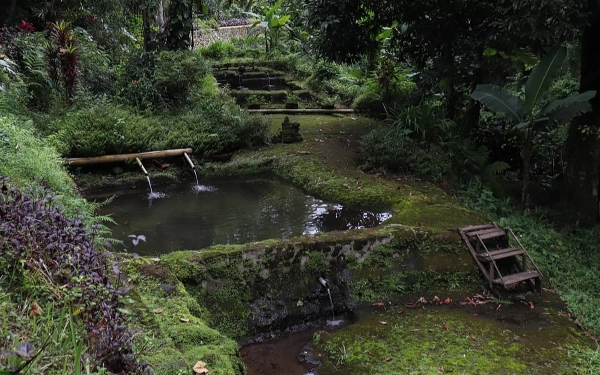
left=471, top=46, right=596, bottom=208
left=243, top=0, right=291, bottom=54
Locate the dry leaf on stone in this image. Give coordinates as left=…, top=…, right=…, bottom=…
left=193, top=361, right=208, bottom=374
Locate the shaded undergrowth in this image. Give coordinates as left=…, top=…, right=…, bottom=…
left=0, top=177, right=147, bottom=374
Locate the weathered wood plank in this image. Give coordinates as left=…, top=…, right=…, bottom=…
left=477, top=248, right=525, bottom=262
left=493, top=271, right=540, bottom=286
left=475, top=229, right=507, bottom=241
left=459, top=223, right=496, bottom=233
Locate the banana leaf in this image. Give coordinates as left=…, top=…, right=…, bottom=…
left=523, top=46, right=567, bottom=114
left=470, top=84, right=523, bottom=123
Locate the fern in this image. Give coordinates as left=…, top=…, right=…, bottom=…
left=486, top=161, right=511, bottom=176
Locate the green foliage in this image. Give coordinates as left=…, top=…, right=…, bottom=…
left=118, top=50, right=212, bottom=112
left=199, top=40, right=236, bottom=59
left=0, top=115, right=91, bottom=215
left=352, top=90, right=384, bottom=118
left=166, top=0, right=194, bottom=50
left=75, top=28, right=118, bottom=97
left=471, top=46, right=596, bottom=207
left=40, top=100, right=270, bottom=159
left=42, top=105, right=163, bottom=157
left=244, top=0, right=291, bottom=54
left=360, top=127, right=450, bottom=182
left=360, top=100, right=495, bottom=184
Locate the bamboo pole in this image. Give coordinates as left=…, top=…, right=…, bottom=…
left=65, top=148, right=193, bottom=166
left=247, top=108, right=354, bottom=114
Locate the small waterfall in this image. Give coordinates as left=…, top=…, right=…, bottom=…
left=326, top=288, right=335, bottom=321
left=265, top=72, right=274, bottom=91
left=145, top=175, right=154, bottom=194
left=192, top=169, right=200, bottom=186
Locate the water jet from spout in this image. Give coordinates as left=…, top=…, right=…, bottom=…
left=319, top=277, right=335, bottom=320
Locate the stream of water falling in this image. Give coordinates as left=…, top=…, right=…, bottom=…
left=145, top=175, right=153, bottom=194
left=192, top=169, right=200, bottom=186
left=326, top=288, right=335, bottom=321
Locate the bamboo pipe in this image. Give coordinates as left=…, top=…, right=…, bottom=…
left=183, top=152, right=195, bottom=169
left=65, top=148, right=193, bottom=166
left=135, top=157, right=149, bottom=176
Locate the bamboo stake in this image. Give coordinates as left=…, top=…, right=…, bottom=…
left=247, top=108, right=354, bottom=114
left=65, top=148, right=193, bottom=166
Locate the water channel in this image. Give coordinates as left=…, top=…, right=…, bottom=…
left=91, top=175, right=392, bottom=255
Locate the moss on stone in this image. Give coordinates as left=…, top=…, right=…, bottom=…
left=316, top=304, right=591, bottom=375
left=122, top=257, right=245, bottom=375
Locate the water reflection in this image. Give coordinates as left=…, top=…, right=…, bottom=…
left=91, top=176, right=392, bottom=255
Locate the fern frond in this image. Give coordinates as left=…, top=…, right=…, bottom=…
left=486, top=161, right=511, bottom=175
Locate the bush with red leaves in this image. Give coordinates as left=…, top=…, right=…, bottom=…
left=0, top=176, right=148, bottom=374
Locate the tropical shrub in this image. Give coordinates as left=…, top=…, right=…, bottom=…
left=352, top=90, right=385, bottom=118
left=471, top=46, right=596, bottom=207
left=118, top=50, right=211, bottom=111
left=42, top=105, right=163, bottom=157
left=199, top=40, right=236, bottom=59
left=360, top=126, right=450, bottom=181
left=0, top=116, right=85, bottom=209
left=40, top=100, right=270, bottom=159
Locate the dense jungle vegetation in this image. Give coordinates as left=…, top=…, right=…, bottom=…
left=1, top=0, right=600, bottom=373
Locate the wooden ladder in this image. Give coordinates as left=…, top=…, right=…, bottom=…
left=455, top=223, right=543, bottom=295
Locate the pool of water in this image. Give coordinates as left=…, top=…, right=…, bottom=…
left=91, top=175, right=392, bottom=255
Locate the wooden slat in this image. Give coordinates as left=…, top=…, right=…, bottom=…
left=466, top=227, right=504, bottom=237
left=476, top=229, right=507, bottom=241
left=459, top=224, right=496, bottom=233
left=477, top=248, right=525, bottom=262
left=493, top=271, right=540, bottom=286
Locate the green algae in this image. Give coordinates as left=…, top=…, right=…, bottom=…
left=316, top=304, right=593, bottom=375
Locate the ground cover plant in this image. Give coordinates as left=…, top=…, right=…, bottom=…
left=0, top=176, right=146, bottom=374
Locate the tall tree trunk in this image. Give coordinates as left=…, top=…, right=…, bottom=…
left=157, top=0, right=165, bottom=31
left=563, top=8, right=600, bottom=226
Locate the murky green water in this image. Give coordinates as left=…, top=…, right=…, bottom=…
left=91, top=175, right=391, bottom=255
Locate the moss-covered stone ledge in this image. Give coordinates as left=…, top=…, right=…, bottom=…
left=126, top=224, right=480, bottom=349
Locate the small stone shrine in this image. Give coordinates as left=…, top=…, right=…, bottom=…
left=276, top=116, right=303, bottom=143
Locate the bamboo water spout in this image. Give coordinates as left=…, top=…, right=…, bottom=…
left=183, top=152, right=195, bottom=169
left=65, top=148, right=193, bottom=166
left=183, top=153, right=201, bottom=188
left=135, top=157, right=149, bottom=176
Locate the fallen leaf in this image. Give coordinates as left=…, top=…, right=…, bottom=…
left=439, top=365, right=445, bottom=373
left=180, top=317, right=190, bottom=323
left=193, top=361, right=208, bottom=374
left=443, top=297, right=452, bottom=305
left=380, top=321, right=388, bottom=325
left=372, top=302, right=385, bottom=307
left=296, top=151, right=311, bottom=155
left=153, top=308, right=164, bottom=314
left=342, top=184, right=350, bottom=188
left=383, top=357, right=391, bottom=362
left=29, top=301, right=42, bottom=318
